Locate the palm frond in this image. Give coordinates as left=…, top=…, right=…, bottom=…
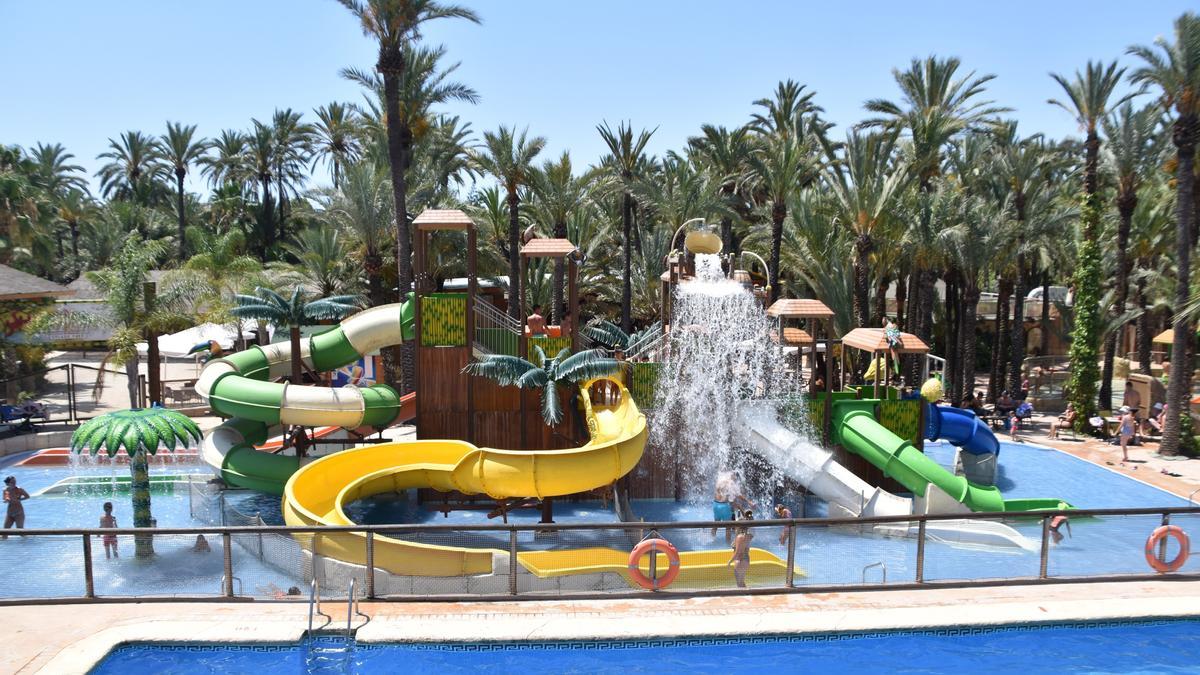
left=462, top=355, right=537, bottom=387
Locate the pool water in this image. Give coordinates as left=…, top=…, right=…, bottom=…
left=92, top=618, right=1200, bottom=674
left=0, top=437, right=1194, bottom=598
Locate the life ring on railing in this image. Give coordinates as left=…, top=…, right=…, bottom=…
left=628, top=538, right=681, bottom=590
left=1145, top=525, right=1190, bottom=573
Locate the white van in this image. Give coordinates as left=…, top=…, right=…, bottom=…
left=1026, top=285, right=1070, bottom=305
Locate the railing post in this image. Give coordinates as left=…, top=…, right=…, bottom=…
left=1039, top=516, right=1051, bottom=579
left=915, top=519, right=926, bottom=583
left=508, top=528, right=519, bottom=596
left=222, top=532, right=234, bottom=597
left=365, top=531, right=376, bottom=599
left=1159, top=513, right=1171, bottom=564
left=785, top=522, right=797, bottom=588
left=82, top=533, right=95, bottom=598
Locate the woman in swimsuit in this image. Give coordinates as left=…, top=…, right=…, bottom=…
left=1118, top=406, right=1136, bottom=461
left=99, top=501, right=119, bottom=559
left=2, top=476, right=28, bottom=539
left=727, top=510, right=755, bottom=588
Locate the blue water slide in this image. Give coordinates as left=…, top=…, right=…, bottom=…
left=924, top=404, right=1000, bottom=456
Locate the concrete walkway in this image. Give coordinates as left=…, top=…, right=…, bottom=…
left=18, top=580, right=1200, bottom=674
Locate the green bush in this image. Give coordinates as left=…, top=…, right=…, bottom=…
left=1068, top=193, right=1103, bottom=429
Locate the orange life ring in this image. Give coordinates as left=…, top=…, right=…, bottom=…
left=628, top=538, right=681, bottom=590
left=1145, top=525, right=1190, bottom=573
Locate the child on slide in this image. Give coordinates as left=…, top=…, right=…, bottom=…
left=883, top=317, right=902, bottom=374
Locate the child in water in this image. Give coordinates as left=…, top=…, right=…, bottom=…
left=99, top=502, right=118, bottom=559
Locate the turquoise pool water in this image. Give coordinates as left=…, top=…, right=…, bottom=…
left=91, top=618, right=1200, bottom=674
left=0, top=438, right=1193, bottom=598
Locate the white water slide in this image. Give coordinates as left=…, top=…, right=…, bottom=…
left=736, top=404, right=1035, bottom=551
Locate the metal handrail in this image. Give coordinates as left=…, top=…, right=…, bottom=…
left=16, top=505, right=1200, bottom=538
left=346, top=578, right=368, bottom=637
left=474, top=295, right=520, bottom=332
left=221, top=574, right=243, bottom=595
left=308, top=578, right=330, bottom=633
left=862, top=561, right=887, bottom=584
left=625, top=327, right=667, bottom=361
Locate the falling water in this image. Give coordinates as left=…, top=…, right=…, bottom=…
left=649, top=254, right=812, bottom=511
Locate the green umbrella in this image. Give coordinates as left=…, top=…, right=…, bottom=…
left=71, top=408, right=201, bottom=558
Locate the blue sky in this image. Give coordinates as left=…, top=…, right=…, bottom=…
left=1, top=1, right=1192, bottom=194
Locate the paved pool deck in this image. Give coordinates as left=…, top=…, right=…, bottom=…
left=12, top=580, right=1200, bottom=674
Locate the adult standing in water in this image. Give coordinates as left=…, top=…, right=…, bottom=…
left=712, top=472, right=754, bottom=545
left=3, top=476, right=29, bottom=537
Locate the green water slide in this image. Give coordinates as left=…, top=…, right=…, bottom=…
left=832, top=399, right=1070, bottom=513
left=196, top=296, right=417, bottom=495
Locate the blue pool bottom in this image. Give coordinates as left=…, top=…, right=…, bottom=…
left=93, top=618, right=1200, bottom=674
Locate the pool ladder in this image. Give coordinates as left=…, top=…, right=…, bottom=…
left=345, top=578, right=370, bottom=637
left=862, top=561, right=887, bottom=584
left=308, top=578, right=331, bottom=633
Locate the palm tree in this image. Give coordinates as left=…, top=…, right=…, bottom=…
left=182, top=227, right=261, bottom=314
left=96, top=131, right=167, bottom=203
left=864, top=56, right=1007, bottom=377
left=825, top=129, right=909, bottom=327
left=270, top=108, right=314, bottom=240
left=312, top=102, right=362, bottom=186
left=1049, top=59, right=1134, bottom=414
left=1102, top=102, right=1163, bottom=380
left=750, top=80, right=823, bottom=137
left=317, top=160, right=394, bottom=308
left=475, top=125, right=546, bottom=319
left=284, top=227, right=362, bottom=298
left=597, top=121, right=656, bottom=333
left=56, top=187, right=96, bottom=264
left=231, top=287, right=359, bottom=389
left=29, top=142, right=88, bottom=195
left=199, top=130, right=250, bottom=190
left=688, top=125, right=752, bottom=254
left=1129, top=12, right=1200, bottom=454
left=464, top=347, right=620, bottom=425
left=532, top=152, right=593, bottom=322
left=336, top=0, right=480, bottom=296
left=71, top=408, right=201, bottom=558
left=1127, top=186, right=1174, bottom=375
left=157, top=122, right=208, bottom=261
left=245, top=121, right=276, bottom=257
left=582, top=319, right=662, bottom=355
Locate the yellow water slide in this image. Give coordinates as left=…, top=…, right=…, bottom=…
left=283, top=378, right=648, bottom=576
left=283, top=377, right=799, bottom=584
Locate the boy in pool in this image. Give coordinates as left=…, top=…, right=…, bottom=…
left=99, top=502, right=118, bottom=559
left=774, top=504, right=793, bottom=545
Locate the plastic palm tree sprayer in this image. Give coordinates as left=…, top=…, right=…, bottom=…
left=70, top=408, right=201, bottom=558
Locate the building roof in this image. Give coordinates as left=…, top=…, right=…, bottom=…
left=841, top=327, right=929, bottom=354
left=413, top=209, right=474, bottom=230
left=520, top=238, right=578, bottom=258
left=0, top=265, right=73, bottom=300
left=1153, top=329, right=1174, bottom=345
left=66, top=270, right=171, bottom=300
left=766, top=299, right=834, bottom=320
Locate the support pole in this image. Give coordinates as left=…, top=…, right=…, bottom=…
left=508, top=529, right=518, bottom=595
left=466, top=226, right=477, bottom=444
left=365, top=531, right=376, bottom=599
left=1038, top=516, right=1051, bottom=579
left=82, top=534, right=95, bottom=598
left=785, top=523, right=797, bottom=588
left=915, top=519, right=926, bottom=583
left=222, top=532, right=234, bottom=596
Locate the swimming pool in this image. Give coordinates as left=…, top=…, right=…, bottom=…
left=91, top=618, right=1200, bottom=674
left=0, top=438, right=1194, bottom=600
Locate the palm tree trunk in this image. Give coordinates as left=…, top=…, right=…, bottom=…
left=175, top=169, right=187, bottom=261
left=1040, top=276, right=1051, bottom=356
left=69, top=218, right=79, bottom=258
left=873, top=273, right=889, bottom=327
left=720, top=213, right=733, bottom=258
left=769, top=201, right=786, bottom=304
left=552, top=218, right=567, bottom=323
left=259, top=176, right=274, bottom=258
left=130, top=449, right=154, bottom=558
left=124, top=357, right=140, bottom=408
left=1010, top=256, right=1028, bottom=396
left=852, top=233, right=871, bottom=328
left=990, top=278, right=1013, bottom=403
left=277, top=174, right=287, bottom=242
left=507, top=191, right=521, bottom=321
left=289, top=325, right=303, bottom=386
left=621, top=190, right=633, bottom=333
left=380, top=50, right=416, bottom=393
left=961, top=285, right=981, bottom=404
left=1161, top=115, right=1197, bottom=456
left=1135, top=269, right=1152, bottom=375
left=945, top=273, right=960, bottom=404
left=895, top=268, right=907, bottom=327
left=1100, top=191, right=1138, bottom=398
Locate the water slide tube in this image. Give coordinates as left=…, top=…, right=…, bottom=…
left=736, top=403, right=1034, bottom=549
left=926, top=404, right=999, bottom=456
left=195, top=298, right=416, bottom=495
left=833, top=399, right=1069, bottom=513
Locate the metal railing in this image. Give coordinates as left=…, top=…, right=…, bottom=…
left=625, top=326, right=668, bottom=362
left=473, top=296, right=521, bottom=356
left=2, top=505, right=1198, bottom=605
